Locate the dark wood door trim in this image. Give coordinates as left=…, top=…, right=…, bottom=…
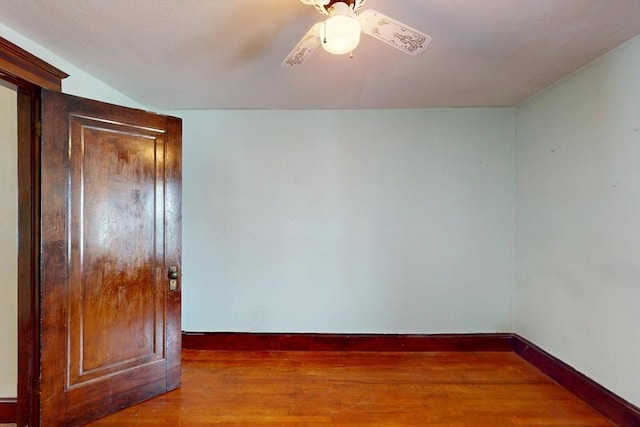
left=0, top=398, right=17, bottom=423
left=0, top=36, right=66, bottom=426
left=0, top=37, right=67, bottom=91
left=16, top=87, right=40, bottom=427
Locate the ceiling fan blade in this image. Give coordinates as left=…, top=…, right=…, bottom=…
left=282, top=22, right=322, bottom=67
left=359, top=9, right=431, bottom=55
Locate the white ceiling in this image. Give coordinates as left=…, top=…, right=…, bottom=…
left=0, top=0, right=639, bottom=110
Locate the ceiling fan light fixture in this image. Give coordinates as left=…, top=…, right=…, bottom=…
left=283, top=0, right=431, bottom=67
left=319, top=7, right=361, bottom=55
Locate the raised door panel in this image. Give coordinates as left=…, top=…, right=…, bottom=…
left=66, top=115, right=166, bottom=388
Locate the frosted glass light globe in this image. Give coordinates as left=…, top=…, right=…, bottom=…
left=319, top=14, right=361, bottom=55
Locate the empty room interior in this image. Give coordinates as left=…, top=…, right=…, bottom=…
left=0, top=0, right=639, bottom=425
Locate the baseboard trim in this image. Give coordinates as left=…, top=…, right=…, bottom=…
left=511, top=335, right=640, bottom=427
left=182, top=332, right=514, bottom=352
left=0, top=398, right=17, bottom=423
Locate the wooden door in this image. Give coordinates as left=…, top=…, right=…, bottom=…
left=39, top=89, right=182, bottom=426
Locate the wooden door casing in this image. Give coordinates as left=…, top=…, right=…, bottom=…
left=0, top=36, right=69, bottom=427
left=40, top=90, right=181, bottom=426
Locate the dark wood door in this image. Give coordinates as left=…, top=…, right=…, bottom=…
left=39, top=89, right=182, bottom=426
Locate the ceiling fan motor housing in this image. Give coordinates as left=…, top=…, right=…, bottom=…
left=323, top=0, right=358, bottom=13
left=300, top=0, right=366, bottom=15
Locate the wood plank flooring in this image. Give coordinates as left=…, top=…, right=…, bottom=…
left=87, top=350, right=613, bottom=426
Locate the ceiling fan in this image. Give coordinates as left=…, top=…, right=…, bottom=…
left=283, top=0, right=431, bottom=67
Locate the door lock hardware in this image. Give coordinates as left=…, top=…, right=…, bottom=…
left=168, top=266, right=179, bottom=291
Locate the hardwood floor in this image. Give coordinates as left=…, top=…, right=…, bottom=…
left=87, top=350, right=613, bottom=426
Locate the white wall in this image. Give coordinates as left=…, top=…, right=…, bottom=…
left=0, top=82, right=17, bottom=397
left=171, top=108, right=515, bottom=333
left=515, top=35, right=640, bottom=406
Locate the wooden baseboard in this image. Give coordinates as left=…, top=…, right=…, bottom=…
left=511, top=335, right=640, bottom=427
left=0, top=398, right=17, bottom=423
left=182, top=332, right=514, bottom=352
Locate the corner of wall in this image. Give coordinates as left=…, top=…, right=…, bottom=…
left=511, top=34, right=640, bottom=406
left=509, top=106, right=517, bottom=333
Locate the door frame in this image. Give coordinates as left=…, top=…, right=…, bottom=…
left=0, top=36, right=68, bottom=427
